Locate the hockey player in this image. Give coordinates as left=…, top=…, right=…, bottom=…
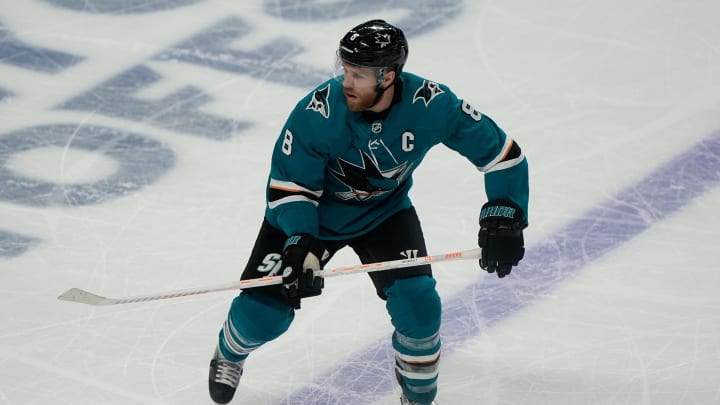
left=209, top=19, right=529, bottom=405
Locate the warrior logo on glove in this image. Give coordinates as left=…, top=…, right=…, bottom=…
left=478, top=199, right=527, bottom=278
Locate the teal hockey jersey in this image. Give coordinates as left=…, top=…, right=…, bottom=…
left=265, top=72, right=529, bottom=240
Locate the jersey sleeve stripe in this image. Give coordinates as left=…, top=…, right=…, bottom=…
left=267, top=194, right=320, bottom=209
left=485, top=151, right=525, bottom=173
left=477, top=138, right=524, bottom=173
left=269, top=179, right=323, bottom=197
left=268, top=179, right=322, bottom=209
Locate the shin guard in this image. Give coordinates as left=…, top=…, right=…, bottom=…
left=385, top=276, right=442, bottom=404
left=218, top=291, right=295, bottom=361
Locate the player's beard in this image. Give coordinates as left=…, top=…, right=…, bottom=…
left=343, top=87, right=378, bottom=112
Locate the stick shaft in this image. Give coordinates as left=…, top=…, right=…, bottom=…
left=58, top=248, right=481, bottom=306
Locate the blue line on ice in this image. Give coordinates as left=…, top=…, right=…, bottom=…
left=279, top=131, right=720, bottom=404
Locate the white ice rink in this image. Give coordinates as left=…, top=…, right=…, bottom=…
left=1, top=1, right=719, bottom=404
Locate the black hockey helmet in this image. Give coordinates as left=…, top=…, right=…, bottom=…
left=338, top=19, right=408, bottom=76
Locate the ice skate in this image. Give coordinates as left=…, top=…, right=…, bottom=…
left=400, top=392, right=438, bottom=405
left=208, top=346, right=244, bottom=404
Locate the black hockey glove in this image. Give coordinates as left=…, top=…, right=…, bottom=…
left=478, top=199, right=526, bottom=278
left=280, top=233, right=325, bottom=309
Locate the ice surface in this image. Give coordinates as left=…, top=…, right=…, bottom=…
left=1, top=1, right=719, bottom=404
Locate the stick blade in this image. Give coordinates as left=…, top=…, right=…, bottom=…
left=58, top=288, right=108, bottom=306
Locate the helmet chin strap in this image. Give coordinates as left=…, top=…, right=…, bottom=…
left=368, top=84, right=389, bottom=110
left=366, top=69, right=397, bottom=111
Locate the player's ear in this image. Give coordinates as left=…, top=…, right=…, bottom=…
left=381, top=69, right=396, bottom=88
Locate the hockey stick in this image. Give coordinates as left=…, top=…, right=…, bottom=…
left=57, top=248, right=481, bottom=306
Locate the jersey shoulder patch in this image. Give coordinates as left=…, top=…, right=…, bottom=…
left=412, top=80, right=445, bottom=107
left=306, top=83, right=331, bottom=118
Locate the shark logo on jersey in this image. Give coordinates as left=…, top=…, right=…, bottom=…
left=306, top=84, right=330, bottom=118
left=413, top=80, right=444, bottom=106
left=330, top=150, right=411, bottom=201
